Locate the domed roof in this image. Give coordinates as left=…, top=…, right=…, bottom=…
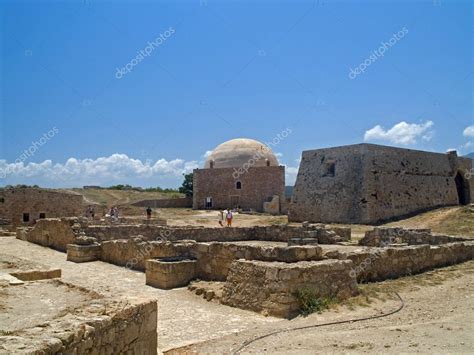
left=204, top=138, right=279, bottom=169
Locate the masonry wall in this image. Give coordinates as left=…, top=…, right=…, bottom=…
left=3, top=300, right=157, bottom=354
left=0, top=188, right=83, bottom=226
left=221, top=259, right=358, bottom=318
left=23, top=218, right=77, bottom=252
left=363, top=146, right=471, bottom=223
left=82, top=224, right=307, bottom=243
left=193, top=166, right=285, bottom=212
left=100, top=239, right=323, bottom=281
left=289, top=144, right=472, bottom=224
left=132, top=197, right=192, bottom=208
left=342, top=241, right=474, bottom=282
left=289, top=145, right=366, bottom=223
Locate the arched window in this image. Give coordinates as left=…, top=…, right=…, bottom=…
left=236, top=181, right=242, bottom=190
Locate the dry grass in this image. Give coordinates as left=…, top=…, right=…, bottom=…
left=62, top=188, right=182, bottom=206
left=339, top=261, right=474, bottom=311
left=384, top=205, right=474, bottom=237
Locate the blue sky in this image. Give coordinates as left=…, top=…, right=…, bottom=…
left=1, top=0, right=473, bottom=188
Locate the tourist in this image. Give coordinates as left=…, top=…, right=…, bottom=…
left=226, top=209, right=233, bottom=227
left=146, top=206, right=152, bottom=219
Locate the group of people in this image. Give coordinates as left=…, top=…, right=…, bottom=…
left=219, top=208, right=234, bottom=227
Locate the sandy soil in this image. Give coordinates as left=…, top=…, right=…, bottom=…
left=0, top=280, right=93, bottom=333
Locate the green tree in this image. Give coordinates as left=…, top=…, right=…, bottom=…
left=179, top=173, right=193, bottom=197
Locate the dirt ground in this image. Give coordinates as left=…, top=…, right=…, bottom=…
left=0, top=280, right=94, bottom=333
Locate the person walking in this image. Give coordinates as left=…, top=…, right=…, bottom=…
left=146, top=206, right=152, bottom=219
left=226, top=209, right=233, bottom=227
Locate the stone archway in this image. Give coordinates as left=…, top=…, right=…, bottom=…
left=454, top=171, right=470, bottom=205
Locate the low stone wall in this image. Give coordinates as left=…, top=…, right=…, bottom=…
left=100, top=239, right=323, bottom=281
left=1, top=299, right=157, bottom=354
left=346, top=241, right=474, bottom=282
left=146, top=257, right=197, bottom=289
left=67, top=244, right=102, bottom=263
left=359, top=227, right=468, bottom=247
left=22, top=218, right=76, bottom=252
left=132, top=197, right=193, bottom=208
left=221, top=259, right=358, bottom=318
left=83, top=224, right=308, bottom=243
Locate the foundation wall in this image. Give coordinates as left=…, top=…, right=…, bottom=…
left=2, top=300, right=158, bottom=354
left=221, top=259, right=358, bottom=318
left=100, top=240, right=323, bottom=281
left=23, top=218, right=76, bottom=252
left=82, top=224, right=307, bottom=243
left=347, top=241, right=474, bottom=282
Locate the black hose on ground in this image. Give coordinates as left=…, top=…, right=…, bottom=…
left=232, top=292, right=405, bottom=354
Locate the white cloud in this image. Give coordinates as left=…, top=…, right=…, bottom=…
left=203, top=150, right=213, bottom=159
left=364, top=120, right=434, bottom=145
left=275, top=152, right=283, bottom=158
left=0, top=154, right=198, bottom=184
left=463, top=125, right=474, bottom=138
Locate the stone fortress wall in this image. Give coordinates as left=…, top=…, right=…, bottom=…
left=0, top=187, right=83, bottom=226
left=193, top=166, right=285, bottom=212
left=290, top=144, right=472, bottom=224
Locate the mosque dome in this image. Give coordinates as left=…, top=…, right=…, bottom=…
left=204, top=138, right=279, bottom=169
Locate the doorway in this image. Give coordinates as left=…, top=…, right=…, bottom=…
left=230, top=195, right=240, bottom=209
left=454, top=172, right=470, bottom=205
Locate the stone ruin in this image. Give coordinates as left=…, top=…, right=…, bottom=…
left=13, top=217, right=474, bottom=321
left=0, top=253, right=157, bottom=354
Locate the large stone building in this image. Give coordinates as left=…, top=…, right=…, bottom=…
left=0, top=187, right=84, bottom=225
left=193, top=138, right=285, bottom=213
left=289, top=143, right=472, bottom=224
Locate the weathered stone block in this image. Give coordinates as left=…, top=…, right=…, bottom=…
left=221, top=259, right=358, bottom=318
left=67, top=244, right=101, bottom=263
left=146, top=257, right=197, bottom=289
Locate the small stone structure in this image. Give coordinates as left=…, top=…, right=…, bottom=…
left=193, top=138, right=286, bottom=213
left=222, top=259, right=358, bottom=318
left=0, top=187, right=83, bottom=226
left=146, top=257, right=197, bottom=289
left=290, top=144, right=473, bottom=224
left=67, top=244, right=101, bottom=263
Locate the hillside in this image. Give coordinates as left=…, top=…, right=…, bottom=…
left=62, top=188, right=183, bottom=206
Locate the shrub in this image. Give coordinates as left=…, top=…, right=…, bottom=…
left=295, top=288, right=335, bottom=316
